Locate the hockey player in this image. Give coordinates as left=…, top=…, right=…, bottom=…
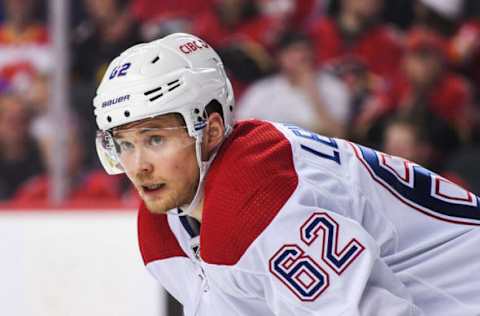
left=93, top=33, right=480, bottom=315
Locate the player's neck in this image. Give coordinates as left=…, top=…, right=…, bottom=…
left=190, top=196, right=204, bottom=223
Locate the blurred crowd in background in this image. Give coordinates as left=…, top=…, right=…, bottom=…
left=0, top=0, right=479, bottom=206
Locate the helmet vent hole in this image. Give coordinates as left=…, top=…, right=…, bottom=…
left=229, top=105, right=233, bottom=112
left=194, top=108, right=200, bottom=114
left=167, top=79, right=181, bottom=92
left=151, top=56, right=160, bottom=64
left=168, top=84, right=180, bottom=92
left=149, top=93, right=164, bottom=102
left=144, top=86, right=162, bottom=95
left=143, top=79, right=182, bottom=103
left=197, top=117, right=203, bottom=122
left=124, top=110, right=130, bottom=117
left=144, top=86, right=164, bottom=102
left=107, top=116, right=112, bottom=122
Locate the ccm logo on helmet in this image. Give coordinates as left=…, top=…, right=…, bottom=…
left=179, top=40, right=209, bottom=54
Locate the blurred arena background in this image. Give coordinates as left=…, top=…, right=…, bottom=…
left=0, top=0, right=479, bottom=315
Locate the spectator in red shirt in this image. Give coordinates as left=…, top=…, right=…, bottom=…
left=0, top=92, right=44, bottom=200
left=448, top=6, right=480, bottom=142
left=130, top=0, right=213, bottom=23
left=449, top=19, right=480, bottom=94
left=0, top=0, right=51, bottom=93
left=390, top=28, right=473, bottom=135
left=356, top=28, right=472, bottom=170
left=189, top=0, right=278, bottom=98
left=190, top=0, right=282, bottom=50
left=308, top=0, right=403, bottom=82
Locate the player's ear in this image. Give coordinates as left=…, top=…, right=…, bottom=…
left=202, top=112, right=225, bottom=160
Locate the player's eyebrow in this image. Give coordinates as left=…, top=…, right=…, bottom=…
left=113, top=128, right=154, bottom=138
left=113, top=124, right=180, bottom=138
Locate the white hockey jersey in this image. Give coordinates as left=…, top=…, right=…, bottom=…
left=138, top=120, right=480, bottom=316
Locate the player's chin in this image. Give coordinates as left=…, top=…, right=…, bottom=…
left=144, top=201, right=169, bottom=214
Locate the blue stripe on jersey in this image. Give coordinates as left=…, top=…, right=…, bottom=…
left=357, top=144, right=480, bottom=222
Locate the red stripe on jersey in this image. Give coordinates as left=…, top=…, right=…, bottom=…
left=201, top=120, right=299, bottom=265
left=138, top=202, right=187, bottom=264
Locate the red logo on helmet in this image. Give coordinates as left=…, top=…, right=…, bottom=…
left=179, top=39, right=209, bottom=54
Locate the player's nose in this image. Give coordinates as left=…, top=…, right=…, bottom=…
left=133, top=148, right=154, bottom=175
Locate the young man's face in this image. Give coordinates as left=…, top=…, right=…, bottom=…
left=278, top=41, right=314, bottom=77
left=113, top=114, right=199, bottom=214
left=404, top=50, right=442, bottom=87
left=343, top=0, right=382, bottom=20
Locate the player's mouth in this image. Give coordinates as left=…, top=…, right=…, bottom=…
left=141, top=183, right=166, bottom=197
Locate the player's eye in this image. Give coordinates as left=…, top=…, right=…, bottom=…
left=118, top=140, right=135, bottom=153
left=148, top=135, right=164, bottom=147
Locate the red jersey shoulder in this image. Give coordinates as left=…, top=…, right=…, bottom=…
left=138, top=202, right=187, bottom=265
left=201, top=120, right=299, bottom=265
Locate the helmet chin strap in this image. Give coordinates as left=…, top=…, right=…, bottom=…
left=169, top=124, right=233, bottom=217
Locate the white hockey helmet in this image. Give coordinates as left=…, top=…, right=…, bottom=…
left=93, top=33, right=235, bottom=175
